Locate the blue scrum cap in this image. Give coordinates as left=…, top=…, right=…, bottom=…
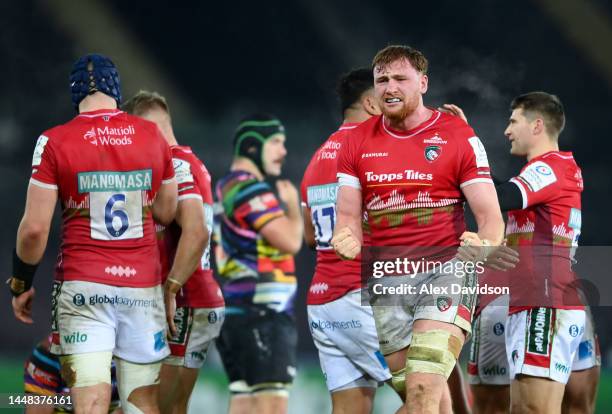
left=69, top=53, right=121, bottom=109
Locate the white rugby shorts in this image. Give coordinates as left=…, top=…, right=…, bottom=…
left=308, top=290, right=391, bottom=392
left=51, top=280, right=169, bottom=363
left=506, top=307, right=585, bottom=384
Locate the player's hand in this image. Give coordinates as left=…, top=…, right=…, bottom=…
left=456, top=231, right=490, bottom=263
left=437, top=104, right=468, bottom=123
left=485, top=243, right=520, bottom=271
left=163, top=284, right=178, bottom=338
left=12, top=287, right=35, bottom=324
left=331, top=226, right=361, bottom=260
left=276, top=180, right=299, bottom=208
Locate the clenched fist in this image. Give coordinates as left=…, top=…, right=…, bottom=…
left=331, top=226, right=361, bottom=260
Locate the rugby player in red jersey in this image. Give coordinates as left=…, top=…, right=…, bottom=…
left=332, top=45, right=505, bottom=414
left=443, top=93, right=599, bottom=414
left=124, top=91, right=225, bottom=414
left=9, top=54, right=177, bottom=414
left=301, top=68, right=391, bottom=414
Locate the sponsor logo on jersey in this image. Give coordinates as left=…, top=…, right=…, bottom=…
left=436, top=296, right=452, bottom=312
left=569, top=324, right=580, bottom=337
left=554, top=362, right=570, bottom=374
left=468, top=136, right=489, bottom=168
left=154, top=330, right=166, bottom=352
left=170, top=307, right=189, bottom=344
left=482, top=364, right=506, bottom=376
left=317, top=140, right=341, bottom=161
left=511, top=349, right=519, bottom=364
left=83, top=125, right=135, bottom=146
left=173, top=158, right=194, bottom=184
left=578, top=340, right=593, bottom=360
left=63, top=331, right=88, bottom=344
left=78, top=170, right=152, bottom=193
left=365, top=170, right=433, bottom=183
left=310, top=319, right=362, bottom=331
left=493, top=322, right=505, bottom=336
left=361, top=152, right=388, bottom=159
left=518, top=161, right=557, bottom=192
left=424, top=145, right=441, bottom=162
left=423, top=134, right=447, bottom=145
left=527, top=307, right=552, bottom=355
left=73, top=293, right=86, bottom=307
left=87, top=294, right=159, bottom=308
left=32, top=135, right=49, bottom=166
left=568, top=208, right=582, bottom=230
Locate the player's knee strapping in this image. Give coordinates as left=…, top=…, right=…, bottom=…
left=390, top=367, right=406, bottom=396
left=114, top=358, right=161, bottom=414
left=405, top=330, right=462, bottom=379
left=59, top=351, right=113, bottom=388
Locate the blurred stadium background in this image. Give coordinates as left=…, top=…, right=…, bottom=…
left=1, top=0, right=612, bottom=412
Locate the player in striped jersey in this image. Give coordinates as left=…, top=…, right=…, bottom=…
left=215, top=114, right=302, bottom=414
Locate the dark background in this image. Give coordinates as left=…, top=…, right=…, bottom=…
left=1, top=0, right=611, bottom=366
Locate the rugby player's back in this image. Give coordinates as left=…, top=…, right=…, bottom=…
left=31, top=108, right=174, bottom=287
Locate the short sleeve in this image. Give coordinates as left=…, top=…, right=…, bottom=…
left=336, top=131, right=361, bottom=189
left=458, top=132, right=493, bottom=188
left=510, top=161, right=559, bottom=209
left=236, top=182, right=284, bottom=231
left=172, top=150, right=202, bottom=202
left=30, top=134, right=59, bottom=190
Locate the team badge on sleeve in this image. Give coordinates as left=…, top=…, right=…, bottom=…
left=173, top=158, right=194, bottom=184
left=468, top=137, right=489, bottom=168
left=518, top=161, right=557, bottom=192
left=32, top=135, right=49, bottom=166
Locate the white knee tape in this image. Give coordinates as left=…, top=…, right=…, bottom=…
left=59, top=351, right=113, bottom=388
left=115, top=358, right=161, bottom=414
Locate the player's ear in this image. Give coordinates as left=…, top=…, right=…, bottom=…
left=420, top=74, right=428, bottom=94
left=362, top=95, right=381, bottom=116
left=532, top=118, right=545, bottom=136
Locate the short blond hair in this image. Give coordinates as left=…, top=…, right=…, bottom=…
left=122, top=90, right=170, bottom=117
left=372, top=45, right=428, bottom=74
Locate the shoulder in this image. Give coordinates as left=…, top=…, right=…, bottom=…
left=436, top=111, right=476, bottom=141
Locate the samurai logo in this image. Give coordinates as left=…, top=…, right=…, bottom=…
left=425, top=145, right=441, bottom=162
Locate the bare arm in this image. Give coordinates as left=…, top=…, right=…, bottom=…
left=302, top=205, right=316, bottom=249
left=166, top=198, right=208, bottom=286
left=462, top=182, right=505, bottom=246
left=11, top=184, right=57, bottom=324
left=164, top=197, right=208, bottom=335
left=152, top=180, right=178, bottom=226
left=331, top=185, right=363, bottom=260
left=16, top=184, right=57, bottom=263
left=259, top=180, right=303, bottom=255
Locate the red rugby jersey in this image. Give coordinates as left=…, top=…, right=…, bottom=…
left=157, top=145, right=224, bottom=308
left=506, top=151, right=584, bottom=313
left=337, top=110, right=492, bottom=248
left=301, top=123, right=365, bottom=305
left=30, top=109, right=174, bottom=287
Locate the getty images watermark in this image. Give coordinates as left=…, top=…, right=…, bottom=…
left=368, top=256, right=508, bottom=296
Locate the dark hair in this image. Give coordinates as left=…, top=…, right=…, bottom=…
left=511, top=91, right=565, bottom=138
left=122, top=90, right=170, bottom=117
left=336, top=67, right=374, bottom=115
left=372, top=45, right=428, bottom=74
